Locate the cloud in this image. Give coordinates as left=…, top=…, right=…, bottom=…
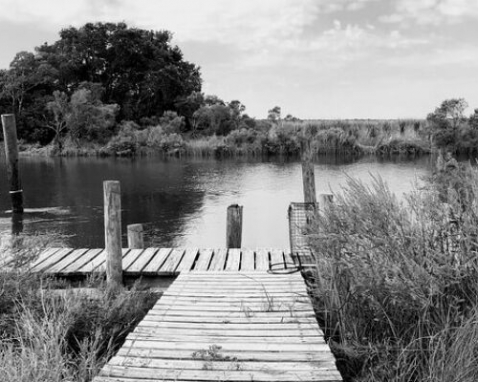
left=380, top=0, right=478, bottom=26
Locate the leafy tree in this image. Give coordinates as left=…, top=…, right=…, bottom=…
left=45, top=85, right=119, bottom=150
left=228, top=100, right=246, bottom=129
left=36, top=22, right=201, bottom=121
left=469, top=109, right=478, bottom=130
left=175, top=91, right=205, bottom=130
left=0, top=51, right=57, bottom=115
left=427, top=98, right=469, bottom=149
left=427, top=98, right=468, bottom=131
left=267, top=106, right=281, bottom=122
left=45, top=90, right=69, bottom=151
left=67, top=86, right=119, bottom=143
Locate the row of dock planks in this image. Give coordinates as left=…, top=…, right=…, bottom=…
left=94, top=271, right=342, bottom=382
left=14, top=247, right=314, bottom=276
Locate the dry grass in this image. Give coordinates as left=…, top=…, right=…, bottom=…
left=307, top=165, right=478, bottom=381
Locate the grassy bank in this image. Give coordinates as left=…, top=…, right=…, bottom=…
left=15, top=119, right=430, bottom=158
left=307, top=164, right=478, bottom=381
left=0, top=235, right=159, bottom=382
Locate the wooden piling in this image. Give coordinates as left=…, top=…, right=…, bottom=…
left=300, top=139, right=316, bottom=204
left=1, top=114, right=23, bottom=213
left=104, top=180, right=123, bottom=292
left=127, top=224, right=144, bottom=249
left=226, top=204, right=243, bottom=248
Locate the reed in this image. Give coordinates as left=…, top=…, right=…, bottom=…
left=0, top=235, right=159, bottom=382
left=307, top=165, right=478, bottom=381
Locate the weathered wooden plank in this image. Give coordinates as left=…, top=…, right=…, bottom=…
left=192, top=248, right=213, bottom=271
left=270, top=249, right=285, bottom=269
left=126, top=248, right=158, bottom=273
left=28, top=247, right=60, bottom=269
left=151, top=303, right=314, bottom=313
left=255, top=248, right=270, bottom=270
left=164, top=281, right=306, bottom=290
left=141, top=315, right=316, bottom=324
left=115, top=347, right=332, bottom=362
left=98, top=364, right=340, bottom=382
left=30, top=248, right=74, bottom=272
left=45, top=248, right=89, bottom=274
left=108, top=357, right=337, bottom=372
left=240, top=248, right=255, bottom=271
left=132, top=326, right=322, bottom=338
left=159, top=248, right=185, bottom=274
left=60, top=248, right=103, bottom=274
left=136, top=320, right=319, bottom=330
left=207, top=248, right=228, bottom=271
left=76, top=249, right=107, bottom=273
left=175, top=248, right=199, bottom=272
left=141, top=248, right=172, bottom=274
left=224, top=248, right=241, bottom=271
left=117, top=338, right=331, bottom=353
left=122, top=249, right=143, bottom=270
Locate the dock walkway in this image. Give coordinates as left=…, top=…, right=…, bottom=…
left=94, top=271, right=342, bottom=382
left=26, top=247, right=312, bottom=275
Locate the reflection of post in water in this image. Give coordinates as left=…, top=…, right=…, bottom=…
left=11, top=212, right=24, bottom=235
left=1, top=114, right=24, bottom=213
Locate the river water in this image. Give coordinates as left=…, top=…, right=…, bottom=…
left=0, top=155, right=432, bottom=248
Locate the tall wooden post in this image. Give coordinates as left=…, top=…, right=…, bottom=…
left=104, top=180, right=123, bottom=292
left=300, top=139, right=317, bottom=204
left=127, top=224, right=144, bottom=249
left=1, top=114, right=23, bottom=213
left=226, top=204, right=243, bottom=248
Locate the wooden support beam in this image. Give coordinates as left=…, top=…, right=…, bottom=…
left=300, top=139, right=316, bottom=204
left=127, top=224, right=144, bottom=249
left=1, top=114, right=23, bottom=213
left=104, top=180, right=123, bottom=292
left=226, top=204, right=243, bottom=248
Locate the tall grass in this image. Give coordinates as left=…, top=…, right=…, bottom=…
left=307, top=165, right=478, bottom=381
left=0, top=235, right=159, bottom=382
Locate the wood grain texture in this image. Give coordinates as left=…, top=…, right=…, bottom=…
left=93, top=271, right=342, bottom=382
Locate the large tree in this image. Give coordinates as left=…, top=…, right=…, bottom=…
left=0, top=22, right=202, bottom=142
left=37, top=22, right=202, bottom=121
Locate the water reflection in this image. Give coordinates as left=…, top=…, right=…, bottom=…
left=0, top=155, right=431, bottom=248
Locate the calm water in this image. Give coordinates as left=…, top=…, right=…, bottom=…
left=0, top=155, right=431, bottom=248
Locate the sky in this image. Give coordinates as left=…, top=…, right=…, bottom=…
left=0, top=0, right=477, bottom=119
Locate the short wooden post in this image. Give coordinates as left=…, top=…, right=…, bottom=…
left=300, top=139, right=317, bottom=204
left=104, top=180, right=123, bottom=292
left=127, top=224, right=144, bottom=249
left=1, top=114, right=23, bottom=213
left=319, top=193, right=334, bottom=213
left=226, top=204, right=243, bottom=248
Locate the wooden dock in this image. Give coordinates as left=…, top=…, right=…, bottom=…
left=4, top=247, right=342, bottom=380
left=94, top=271, right=342, bottom=382
left=26, top=247, right=312, bottom=275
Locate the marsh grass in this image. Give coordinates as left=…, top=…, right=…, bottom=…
left=0, top=235, right=159, bottom=382
left=307, top=166, right=478, bottom=381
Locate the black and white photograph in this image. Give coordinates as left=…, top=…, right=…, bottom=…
left=1, top=1, right=477, bottom=381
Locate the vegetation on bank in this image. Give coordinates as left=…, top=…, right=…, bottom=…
left=0, top=235, right=158, bottom=382
left=1, top=22, right=477, bottom=158
left=308, top=159, right=478, bottom=381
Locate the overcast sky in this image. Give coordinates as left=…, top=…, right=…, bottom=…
left=0, top=0, right=477, bottom=119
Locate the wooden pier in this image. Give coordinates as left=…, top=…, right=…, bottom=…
left=94, top=271, right=342, bottom=382
left=14, top=246, right=342, bottom=381
left=28, top=247, right=312, bottom=276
